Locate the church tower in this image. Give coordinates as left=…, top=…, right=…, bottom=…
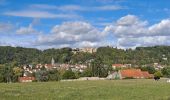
left=51, top=57, right=55, bottom=66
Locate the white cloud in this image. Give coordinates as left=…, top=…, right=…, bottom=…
left=35, top=21, right=107, bottom=48
left=94, top=5, right=124, bottom=11
left=30, top=4, right=58, bottom=9
left=104, top=14, right=170, bottom=48
left=4, top=10, right=80, bottom=19
left=16, top=24, right=37, bottom=34
left=117, top=36, right=170, bottom=48
left=30, top=4, right=124, bottom=11
left=148, top=19, right=170, bottom=36
left=105, top=15, right=148, bottom=38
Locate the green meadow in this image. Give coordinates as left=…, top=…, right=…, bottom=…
left=0, top=79, right=170, bottom=100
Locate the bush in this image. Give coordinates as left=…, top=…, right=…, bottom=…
left=80, top=68, right=92, bottom=77
left=154, top=71, right=163, bottom=78
left=124, top=77, right=134, bottom=79
left=140, top=66, right=156, bottom=74
left=48, top=69, right=60, bottom=81
left=162, top=67, right=170, bottom=78
left=62, top=70, right=76, bottom=79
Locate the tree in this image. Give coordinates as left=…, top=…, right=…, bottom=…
left=2, top=64, right=13, bottom=83
left=13, top=67, right=23, bottom=82
left=162, top=67, right=170, bottom=78
left=35, top=69, right=48, bottom=82
left=48, top=69, right=60, bottom=81
left=140, top=66, right=156, bottom=74
left=154, top=71, right=163, bottom=78
left=62, top=69, right=76, bottom=79
left=91, top=55, right=108, bottom=77
left=80, top=68, right=92, bottom=77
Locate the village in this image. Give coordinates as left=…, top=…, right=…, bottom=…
left=19, top=56, right=166, bottom=82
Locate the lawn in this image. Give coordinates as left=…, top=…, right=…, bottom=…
left=0, top=79, right=170, bottom=100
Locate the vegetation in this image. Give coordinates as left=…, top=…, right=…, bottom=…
left=140, top=66, right=156, bottom=74
left=0, top=79, right=170, bottom=100
left=0, top=46, right=170, bottom=66
left=62, top=69, right=76, bottom=79
left=162, top=67, right=170, bottom=78
left=0, top=46, right=170, bottom=82
left=154, top=71, right=163, bottom=78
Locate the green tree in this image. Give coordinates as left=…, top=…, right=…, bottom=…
left=140, top=66, right=156, bottom=74
left=80, top=68, right=92, bottom=77
left=91, top=56, right=108, bottom=77
left=35, top=69, right=48, bottom=82
left=48, top=69, right=60, bottom=81
left=154, top=71, right=163, bottom=78
left=62, top=69, right=76, bottom=79
left=2, top=64, right=13, bottom=83
left=162, top=67, right=170, bottom=78
left=13, top=67, right=23, bottom=82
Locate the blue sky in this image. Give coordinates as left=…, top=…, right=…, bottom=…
left=0, top=0, right=170, bottom=49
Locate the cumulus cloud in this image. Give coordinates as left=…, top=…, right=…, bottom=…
left=104, top=15, right=148, bottom=38
left=117, top=36, right=170, bottom=48
left=35, top=21, right=107, bottom=48
left=104, top=14, right=170, bottom=48
left=148, top=19, right=170, bottom=36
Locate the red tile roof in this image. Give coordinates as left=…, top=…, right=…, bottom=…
left=19, top=77, right=35, bottom=82
left=141, top=71, right=153, bottom=78
left=120, top=69, right=143, bottom=78
left=120, top=69, right=154, bottom=79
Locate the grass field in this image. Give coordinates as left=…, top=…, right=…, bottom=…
left=0, top=79, right=170, bottom=100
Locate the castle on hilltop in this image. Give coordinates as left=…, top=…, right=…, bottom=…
left=72, top=47, right=97, bottom=54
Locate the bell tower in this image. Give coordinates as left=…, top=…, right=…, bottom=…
left=51, top=57, right=55, bottom=66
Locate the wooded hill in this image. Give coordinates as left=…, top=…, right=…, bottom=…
left=0, top=46, right=170, bottom=66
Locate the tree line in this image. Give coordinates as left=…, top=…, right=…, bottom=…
left=0, top=46, right=170, bottom=66
left=0, top=45, right=170, bottom=83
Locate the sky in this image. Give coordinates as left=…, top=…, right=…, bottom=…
left=0, top=0, right=170, bottom=49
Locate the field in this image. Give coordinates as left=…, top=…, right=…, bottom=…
left=0, top=79, right=170, bottom=100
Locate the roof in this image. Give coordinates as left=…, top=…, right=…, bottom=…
left=120, top=69, right=153, bottom=79
left=45, top=64, right=53, bottom=68
left=120, top=69, right=143, bottom=78
left=141, top=71, right=153, bottom=78
left=19, top=77, right=35, bottom=81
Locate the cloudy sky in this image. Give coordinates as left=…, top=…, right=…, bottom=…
left=0, top=0, right=170, bottom=49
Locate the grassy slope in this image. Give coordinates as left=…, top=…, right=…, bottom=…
left=0, top=79, right=170, bottom=100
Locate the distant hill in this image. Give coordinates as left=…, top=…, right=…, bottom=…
left=0, top=46, right=169, bottom=66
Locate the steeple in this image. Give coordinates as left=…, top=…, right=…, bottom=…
left=51, top=57, right=55, bottom=66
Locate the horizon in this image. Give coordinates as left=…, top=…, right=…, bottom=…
left=0, top=0, right=170, bottom=49
left=0, top=45, right=169, bottom=51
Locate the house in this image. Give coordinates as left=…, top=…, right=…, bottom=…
left=107, top=69, right=153, bottom=79
left=107, top=71, right=120, bottom=79
left=36, top=64, right=43, bottom=69
left=141, top=71, right=154, bottom=79
left=19, top=77, right=35, bottom=82
left=112, top=64, right=125, bottom=69
left=44, top=64, right=53, bottom=69
left=112, top=64, right=132, bottom=69
left=120, top=69, right=153, bottom=79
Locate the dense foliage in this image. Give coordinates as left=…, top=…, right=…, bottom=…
left=0, top=46, right=170, bottom=82
left=0, top=46, right=170, bottom=66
